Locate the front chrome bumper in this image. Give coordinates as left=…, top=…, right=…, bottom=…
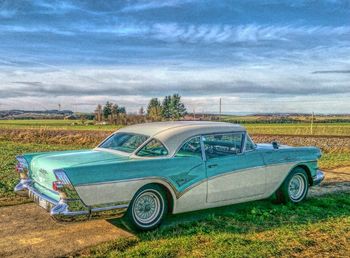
left=14, top=179, right=128, bottom=222
left=312, top=170, right=325, bottom=186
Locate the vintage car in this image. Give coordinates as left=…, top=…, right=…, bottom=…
left=14, top=121, right=324, bottom=230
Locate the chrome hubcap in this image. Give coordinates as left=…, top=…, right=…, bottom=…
left=288, top=174, right=305, bottom=200
left=133, top=192, right=160, bottom=224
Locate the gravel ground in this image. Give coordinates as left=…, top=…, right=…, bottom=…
left=0, top=204, right=132, bottom=258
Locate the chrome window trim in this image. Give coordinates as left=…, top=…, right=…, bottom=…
left=201, top=131, right=246, bottom=159
left=97, top=132, right=150, bottom=154
left=135, top=137, right=170, bottom=158
left=172, top=131, right=247, bottom=161
left=173, top=135, right=204, bottom=161
left=244, top=133, right=257, bottom=153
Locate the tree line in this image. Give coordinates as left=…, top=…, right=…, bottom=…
left=95, top=94, right=187, bottom=124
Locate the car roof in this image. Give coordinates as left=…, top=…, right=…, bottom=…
left=117, top=121, right=246, bottom=155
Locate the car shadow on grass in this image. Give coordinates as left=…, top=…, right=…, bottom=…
left=106, top=192, right=350, bottom=238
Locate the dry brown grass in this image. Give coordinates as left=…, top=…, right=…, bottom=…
left=251, top=134, right=350, bottom=153
left=1, top=128, right=348, bottom=153
left=1, top=128, right=349, bottom=170
left=0, top=128, right=111, bottom=147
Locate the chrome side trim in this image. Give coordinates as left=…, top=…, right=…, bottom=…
left=91, top=204, right=129, bottom=213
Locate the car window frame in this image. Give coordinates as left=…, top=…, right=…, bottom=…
left=174, top=136, right=204, bottom=159
left=97, top=132, right=150, bottom=154
left=135, top=137, right=170, bottom=158
left=244, top=133, right=257, bottom=152
left=201, top=131, right=246, bottom=161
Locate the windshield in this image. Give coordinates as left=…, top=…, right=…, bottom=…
left=99, top=133, right=149, bottom=153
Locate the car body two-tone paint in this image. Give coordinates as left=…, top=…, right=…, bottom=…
left=14, top=121, right=324, bottom=221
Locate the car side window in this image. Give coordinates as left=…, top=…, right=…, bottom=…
left=203, top=133, right=243, bottom=159
left=137, top=139, right=168, bottom=157
left=245, top=135, right=256, bottom=151
left=176, top=137, right=202, bottom=158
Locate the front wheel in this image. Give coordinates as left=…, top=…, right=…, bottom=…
left=276, top=167, right=309, bottom=204
left=125, top=184, right=168, bottom=231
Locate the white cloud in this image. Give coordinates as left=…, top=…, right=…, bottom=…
left=121, top=0, right=195, bottom=12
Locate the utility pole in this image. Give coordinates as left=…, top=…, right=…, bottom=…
left=219, top=98, right=222, bottom=121
left=310, top=112, right=314, bottom=135
left=193, top=107, right=196, bottom=120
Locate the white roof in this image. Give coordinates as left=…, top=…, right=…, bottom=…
left=118, top=121, right=246, bottom=155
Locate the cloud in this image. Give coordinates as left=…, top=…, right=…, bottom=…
left=150, top=24, right=350, bottom=44
left=121, top=0, right=195, bottom=12
left=1, top=64, right=349, bottom=102
left=312, top=70, right=350, bottom=74
left=0, top=0, right=349, bottom=113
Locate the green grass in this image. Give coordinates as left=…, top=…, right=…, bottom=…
left=0, top=140, right=85, bottom=206
left=0, top=129, right=349, bottom=257
left=319, top=152, right=350, bottom=169
left=78, top=193, right=350, bottom=257
left=244, top=123, right=350, bottom=136
left=0, top=119, right=120, bottom=131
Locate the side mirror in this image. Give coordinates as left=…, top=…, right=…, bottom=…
left=272, top=141, right=279, bottom=149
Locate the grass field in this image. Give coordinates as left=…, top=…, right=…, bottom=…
left=0, top=120, right=349, bottom=257
left=0, top=140, right=83, bottom=207
left=0, top=119, right=120, bottom=131
left=1, top=120, right=349, bottom=206
left=78, top=193, right=350, bottom=257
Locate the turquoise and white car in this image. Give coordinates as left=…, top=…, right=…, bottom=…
left=15, top=121, right=324, bottom=230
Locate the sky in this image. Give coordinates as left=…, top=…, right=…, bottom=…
left=0, top=0, right=350, bottom=114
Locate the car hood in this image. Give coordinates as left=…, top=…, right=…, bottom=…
left=256, top=143, right=322, bottom=160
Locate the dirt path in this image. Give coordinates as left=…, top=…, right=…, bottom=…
left=1, top=167, right=349, bottom=258
left=309, top=166, right=350, bottom=197
left=0, top=203, right=132, bottom=258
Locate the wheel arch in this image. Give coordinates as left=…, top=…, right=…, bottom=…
left=289, top=163, right=312, bottom=185
left=136, top=180, right=176, bottom=214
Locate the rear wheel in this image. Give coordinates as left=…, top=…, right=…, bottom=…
left=125, top=184, right=167, bottom=231
left=276, top=167, right=309, bottom=204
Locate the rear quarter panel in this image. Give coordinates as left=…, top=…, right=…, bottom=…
left=63, top=156, right=206, bottom=207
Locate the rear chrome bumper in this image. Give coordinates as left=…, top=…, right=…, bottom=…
left=14, top=179, right=128, bottom=222
left=312, top=170, right=325, bottom=186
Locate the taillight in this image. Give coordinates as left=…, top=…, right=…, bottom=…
left=15, top=156, right=29, bottom=179
left=52, top=181, right=63, bottom=191
left=53, top=169, right=72, bottom=199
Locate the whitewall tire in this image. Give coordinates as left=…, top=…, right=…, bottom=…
left=276, top=167, right=309, bottom=204
left=125, top=184, right=168, bottom=231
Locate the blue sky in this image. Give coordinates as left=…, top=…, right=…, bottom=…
left=0, top=0, right=349, bottom=114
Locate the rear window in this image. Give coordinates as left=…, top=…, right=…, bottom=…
left=99, top=133, right=149, bottom=153
left=137, top=139, right=168, bottom=157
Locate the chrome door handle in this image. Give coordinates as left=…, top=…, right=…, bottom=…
left=208, top=164, right=218, bottom=168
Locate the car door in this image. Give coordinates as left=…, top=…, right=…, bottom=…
left=172, top=136, right=207, bottom=193
left=204, top=132, right=266, bottom=203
